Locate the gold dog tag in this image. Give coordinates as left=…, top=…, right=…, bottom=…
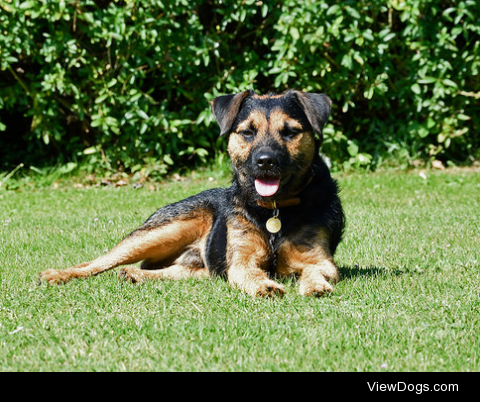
left=266, top=202, right=281, bottom=234
left=266, top=217, right=282, bottom=234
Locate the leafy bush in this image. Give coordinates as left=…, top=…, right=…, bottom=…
left=1, top=0, right=479, bottom=173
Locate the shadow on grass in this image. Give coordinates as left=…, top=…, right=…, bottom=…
left=339, top=266, right=406, bottom=280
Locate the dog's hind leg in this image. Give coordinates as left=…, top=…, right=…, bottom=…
left=118, top=264, right=209, bottom=284
left=39, top=212, right=213, bottom=285
left=118, top=238, right=210, bottom=283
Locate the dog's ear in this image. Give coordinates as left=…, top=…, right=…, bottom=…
left=291, top=91, right=332, bottom=141
left=211, top=90, right=253, bottom=137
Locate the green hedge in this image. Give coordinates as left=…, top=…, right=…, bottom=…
left=1, top=0, right=479, bottom=173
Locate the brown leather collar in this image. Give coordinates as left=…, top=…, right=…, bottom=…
left=257, top=198, right=301, bottom=209
left=255, top=174, right=314, bottom=210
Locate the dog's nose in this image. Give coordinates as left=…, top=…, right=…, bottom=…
left=256, top=152, right=278, bottom=170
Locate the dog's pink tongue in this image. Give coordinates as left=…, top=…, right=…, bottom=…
left=255, top=178, right=280, bottom=197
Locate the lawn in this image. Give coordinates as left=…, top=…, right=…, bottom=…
left=1, top=168, right=479, bottom=372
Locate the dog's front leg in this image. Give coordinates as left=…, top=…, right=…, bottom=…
left=296, top=261, right=339, bottom=296
left=277, top=230, right=340, bottom=297
left=226, top=216, right=285, bottom=298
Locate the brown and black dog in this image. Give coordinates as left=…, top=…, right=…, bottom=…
left=39, top=90, right=345, bottom=298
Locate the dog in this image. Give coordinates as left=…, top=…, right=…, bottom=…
left=39, top=90, right=345, bottom=297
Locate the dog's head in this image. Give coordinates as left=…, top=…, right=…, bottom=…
left=212, top=90, right=332, bottom=201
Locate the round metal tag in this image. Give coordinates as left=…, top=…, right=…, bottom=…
left=266, top=217, right=282, bottom=234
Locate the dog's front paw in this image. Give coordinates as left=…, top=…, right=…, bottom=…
left=118, top=267, right=145, bottom=284
left=38, top=269, right=70, bottom=285
left=299, top=276, right=333, bottom=297
left=252, top=280, right=285, bottom=298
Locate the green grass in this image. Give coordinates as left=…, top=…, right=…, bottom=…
left=1, top=168, right=479, bottom=371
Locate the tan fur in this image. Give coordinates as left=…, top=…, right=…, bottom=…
left=252, top=93, right=284, bottom=100
left=277, top=230, right=340, bottom=296
left=227, top=132, right=251, bottom=166
left=119, top=265, right=209, bottom=283
left=268, top=110, right=303, bottom=134
left=228, top=109, right=315, bottom=164
left=39, top=211, right=213, bottom=284
left=226, top=214, right=284, bottom=297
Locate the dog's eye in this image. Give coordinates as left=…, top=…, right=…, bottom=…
left=240, top=130, right=255, bottom=139
left=282, top=128, right=302, bottom=140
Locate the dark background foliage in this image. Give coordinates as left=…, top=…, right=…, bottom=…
left=1, top=0, right=479, bottom=174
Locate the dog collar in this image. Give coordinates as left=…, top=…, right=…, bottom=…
left=256, top=174, right=313, bottom=210
left=256, top=198, right=301, bottom=209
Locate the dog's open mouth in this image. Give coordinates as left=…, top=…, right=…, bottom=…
left=254, top=176, right=281, bottom=197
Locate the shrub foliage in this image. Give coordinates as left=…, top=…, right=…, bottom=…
left=1, top=0, right=479, bottom=172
